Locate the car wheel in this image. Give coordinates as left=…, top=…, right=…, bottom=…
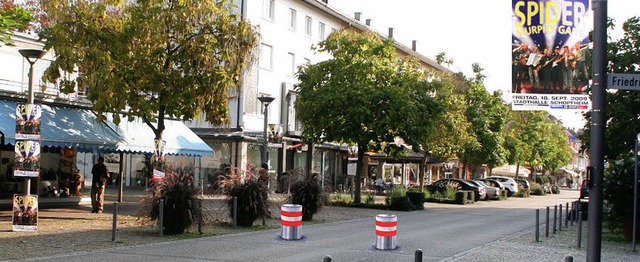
left=506, top=189, right=513, bottom=197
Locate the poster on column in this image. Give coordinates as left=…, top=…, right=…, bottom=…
left=12, top=194, right=38, bottom=232
left=15, top=103, right=42, bottom=140
left=152, top=139, right=166, bottom=181
left=511, top=0, right=592, bottom=110
left=14, top=140, right=40, bottom=177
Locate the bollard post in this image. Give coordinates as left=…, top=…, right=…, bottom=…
left=198, top=200, right=203, bottom=234
left=553, top=205, right=558, bottom=234
left=570, top=202, right=575, bottom=226
left=575, top=200, right=580, bottom=223
left=577, top=211, right=583, bottom=248
left=323, top=255, right=332, bottom=262
left=233, top=197, right=238, bottom=228
left=281, top=204, right=303, bottom=240
left=559, top=204, right=563, bottom=231
left=535, top=209, right=540, bottom=242
left=159, top=199, right=164, bottom=237
left=565, top=256, right=573, bottom=262
left=415, top=249, right=423, bottom=262
left=201, top=179, right=204, bottom=198
left=565, top=202, right=569, bottom=228
left=375, top=214, right=398, bottom=250
left=111, top=201, right=118, bottom=242
left=545, top=206, right=550, bottom=237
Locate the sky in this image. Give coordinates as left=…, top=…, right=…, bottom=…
left=329, top=0, right=638, bottom=130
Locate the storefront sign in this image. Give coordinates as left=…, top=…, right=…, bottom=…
left=511, top=0, right=592, bottom=111
left=15, top=103, right=42, bottom=140
left=14, top=140, right=40, bottom=177
left=12, top=194, right=38, bottom=232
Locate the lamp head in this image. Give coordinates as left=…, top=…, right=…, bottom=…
left=19, top=49, right=47, bottom=63
left=258, top=95, right=275, bottom=106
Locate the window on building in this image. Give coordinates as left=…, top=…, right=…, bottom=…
left=318, top=22, right=325, bottom=40
left=259, top=44, right=273, bottom=70
left=289, top=8, right=297, bottom=30
left=263, top=0, right=274, bottom=21
left=305, top=16, right=312, bottom=36
left=287, top=52, right=295, bottom=76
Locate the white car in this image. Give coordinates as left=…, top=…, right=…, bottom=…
left=486, top=176, right=519, bottom=197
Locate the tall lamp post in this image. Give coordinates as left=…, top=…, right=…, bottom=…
left=18, top=49, right=47, bottom=195
left=258, top=95, right=275, bottom=168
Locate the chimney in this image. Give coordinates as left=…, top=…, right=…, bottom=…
left=412, top=40, right=417, bottom=51
left=388, top=28, right=394, bottom=39
left=354, top=12, right=362, bottom=21
left=365, top=19, right=371, bottom=26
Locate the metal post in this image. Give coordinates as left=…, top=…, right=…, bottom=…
left=111, top=201, right=118, bottom=242
left=634, top=133, right=639, bottom=252
left=535, top=209, right=540, bottom=242
left=553, top=205, right=558, bottom=233
left=559, top=204, right=563, bottom=231
left=546, top=206, right=550, bottom=237
left=233, top=196, right=238, bottom=227
left=578, top=211, right=584, bottom=248
left=588, top=0, right=607, bottom=260
left=566, top=202, right=569, bottom=228
left=323, top=255, right=332, bottom=262
left=198, top=200, right=203, bottom=234
left=159, top=199, right=164, bottom=237
left=571, top=202, right=575, bottom=226
left=415, top=249, right=423, bottom=262
left=566, top=256, right=574, bottom=262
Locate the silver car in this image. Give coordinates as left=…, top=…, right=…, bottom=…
left=473, top=180, right=501, bottom=200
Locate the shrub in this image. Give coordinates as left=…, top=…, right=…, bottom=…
left=423, top=189, right=432, bottom=199
left=137, top=166, right=202, bottom=235
left=530, top=183, right=545, bottom=195
left=290, top=179, right=324, bottom=221
left=604, top=157, right=638, bottom=236
left=226, top=179, right=270, bottom=227
left=406, top=191, right=425, bottom=210
left=387, top=186, right=412, bottom=211
left=551, top=185, right=560, bottom=194
left=332, top=194, right=352, bottom=204
left=364, top=194, right=376, bottom=205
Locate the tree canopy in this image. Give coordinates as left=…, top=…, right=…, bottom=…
left=296, top=30, right=441, bottom=202
left=40, top=0, right=259, bottom=143
left=0, top=1, right=33, bottom=45
left=580, top=16, right=640, bottom=161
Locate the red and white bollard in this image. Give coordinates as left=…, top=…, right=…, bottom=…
left=375, top=214, right=397, bottom=250
left=281, top=204, right=302, bottom=240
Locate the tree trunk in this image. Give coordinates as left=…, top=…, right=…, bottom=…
left=354, top=143, right=366, bottom=204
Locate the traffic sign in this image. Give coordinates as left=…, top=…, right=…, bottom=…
left=608, top=73, right=640, bottom=90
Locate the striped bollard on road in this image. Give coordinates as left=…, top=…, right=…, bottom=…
left=375, top=214, right=398, bottom=250
left=281, top=204, right=302, bottom=240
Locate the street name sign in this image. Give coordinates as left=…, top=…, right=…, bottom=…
left=608, top=73, right=640, bottom=90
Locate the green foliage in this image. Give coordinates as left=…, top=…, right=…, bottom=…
left=389, top=196, right=413, bottom=211
left=0, top=4, right=33, bottom=46
left=406, top=191, right=425, bottom=210
left=530, top=183, right=545, bottom=196
left=290, top=179, right=324, bottom=221
left=364, top=194, right=376, bottom=205
left=296, top=30, right=442, bottom=203
left=388, top=186, right=407, bottom=198
left=423, top=189, right=432, bottom=199
left=137, top=166, right=202, bottom=235
left=331, top=194, right=352, bottom=204
left=551, top=185, right=560, bottom=194
left=512, top=184, right=530, bottom=198
left=581, top=17, right=640, bottom=160
left=603, top=157, right=636, bottom=232
left=455, top=191, right=475, bottom=204
left=225, top=179, right=270, bottom=227
left=40, top=0, right=259, bottom=142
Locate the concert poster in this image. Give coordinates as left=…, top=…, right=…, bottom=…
left=15, top=103, right=42, bottom=140
left=12, top=194, right=38, bottom=232
left=14, top=140, right=40, bottom=177
left=511, top=0, right=592, bottom=110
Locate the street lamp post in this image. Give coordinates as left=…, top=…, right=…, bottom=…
left=18, top=49, right=47, bottom=196
left=258, top=95, right=275, bottom=168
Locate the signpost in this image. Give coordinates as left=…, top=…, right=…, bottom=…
left=607, top=73, right=640, bottom=90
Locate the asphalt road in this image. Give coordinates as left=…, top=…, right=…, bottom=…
left=31, top=190, right=580, bottom=262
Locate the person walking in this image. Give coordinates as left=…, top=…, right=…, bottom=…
left=90, top=156, right=109, bottom=213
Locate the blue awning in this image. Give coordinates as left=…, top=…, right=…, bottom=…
left=0, top=100, right=122, bottom=152
left=0, top=100, right=213, bottom=156
left=108, top=116, right=213, bottom=156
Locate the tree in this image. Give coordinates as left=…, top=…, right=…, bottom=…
left=461, top=80, right=509, bottom=177
left=296, top=30, right=440, bottom=203
left=0, top=1, right=33, bottom=45
left=40, top=0, right=259, bottom=158
left=580, top=16, right=640, bottom=161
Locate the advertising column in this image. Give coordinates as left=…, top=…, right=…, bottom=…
left=511, top=0, right=592, bottom=110
left=13, top=103, right=41, bottom=232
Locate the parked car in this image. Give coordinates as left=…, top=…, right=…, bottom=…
left=472, top=180, right=501, bottom=200
left=579, top=179, right=589, bottom=199
left=486, top=176, right=519, bottom=197
left=515, top=179, right=531, bottom=191
left=477, top=178, right=505, bottom=191
left=427, top=178, right=486, bottom=201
